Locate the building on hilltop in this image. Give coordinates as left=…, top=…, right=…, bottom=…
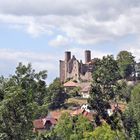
left=60, top=50, right=96, bottom=83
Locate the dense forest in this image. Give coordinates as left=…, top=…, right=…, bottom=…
left=0, top=51, right=140, bottom=140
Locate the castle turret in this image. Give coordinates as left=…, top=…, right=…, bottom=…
left=85, top=50, right=91, bottom=63
left=65, top=51, right=71, bottom=62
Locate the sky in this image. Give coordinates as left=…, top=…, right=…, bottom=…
left=0, top=0, right=140, bottom=84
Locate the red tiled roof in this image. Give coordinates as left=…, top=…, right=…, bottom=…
left=70, top=108, right=95, bottom=122
left=33, top=119, right=45, bottom=129
left=50, top=111, right=62, bottom=120
left=33, top=116, right=58, bottom=129
left=83, top=111, right=94, bottom=122
left=63, top=81, right=78, bottom=87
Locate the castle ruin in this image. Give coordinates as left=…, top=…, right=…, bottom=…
left=60, top=50, right=96, bottom=82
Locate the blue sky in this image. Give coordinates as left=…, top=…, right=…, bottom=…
left=0, top=0, right=140, bottom=84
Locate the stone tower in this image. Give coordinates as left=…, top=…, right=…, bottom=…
left=85, top=50, right=91, bottom=63
left=65, top=51, right=71, bottom=81
left=65, top=51, right=71, bottom=62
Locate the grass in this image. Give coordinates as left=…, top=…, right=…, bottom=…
left=66, top=97, right=87, bottom=106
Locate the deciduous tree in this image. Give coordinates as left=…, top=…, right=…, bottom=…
left=117, top=51, right=135, bottom=79
left=88, top=55, right=121, bottom=127
left=0, top=63, right=48, bottom=140
left=124, top=84, right=140, bottom=139
left=93, top=123, right=125, bottom=140
left=45, top=78, right=67, bottom=110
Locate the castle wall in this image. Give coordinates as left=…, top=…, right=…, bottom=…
left=67, top=60, right=80, bottom=81
left=80, top=72, right=92, bottom=82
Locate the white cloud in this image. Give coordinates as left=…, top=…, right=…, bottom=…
left=0, top=48, right=60, bottom=84
left=0, top=48, right=56, bottom=61
left=27, top=21, right=46, bottom=37
left=26, top=20, right=54, bottom=37
left=49, top=35, right=70, bottom=47
left=0, top=14, right=54, bottom=37
left=0, top=0, right=140, bottom=44
left=0, top=48, right=58, bottom=72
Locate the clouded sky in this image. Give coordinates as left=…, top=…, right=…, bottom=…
left=0, top=0, right=140, bottom=84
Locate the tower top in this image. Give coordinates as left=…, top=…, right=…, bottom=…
left=65, top=51, right=71, bottom=62
left=85, top=50, right=91, bottom=63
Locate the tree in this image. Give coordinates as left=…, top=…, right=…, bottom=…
left=123, top=84, right=140, bottom=139
left=88, top=55, right=121, bottom=127
left=68, top=87, right=81, bottom=97
left=116, top=80, right=132, bottom=103
left=88, top=55, right=130, bottom=139
left=54, top=113, right=73, bottom=140
left=0, top=86, right=35, bottom=140
left=0, top=63, right=48, bottom=140
left=73, top=115, right=93, bottom=139
left=14, top=63, right=47, bottom=107
left=45, top=78, right=67, bottom=110
left=0, top=76, right=8, bottom=102
left=51, top=113, right=93, bottom=140
left=93, top=123, right=126, bottom=140
left=117, top=51, right=135, bottom=79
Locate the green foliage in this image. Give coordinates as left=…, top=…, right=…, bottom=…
left=14, top=63, right=47, bottom=106
left=116, top=80, right=132, bottom=103
left=53, top=113, right=93, bottom=140
left=0, top=76, right=8, bottom=102
left=117, top=51, right=135, bottom=79
left=35, top=130, right=61, bottom=140
left=88, top=55, right=131, bottom=139
left=82, top=131, right=94, bottom=140
left=88, top=55, right=121, bottom=126
left=124, top=84, right=140, bottom=139
left=0, top=63, right=48, bottom=140
left=54, top=113, right=73, bottom=140
left=68, top=87, right=81, bottom=97
left=75, top=115, right=93, bottom=135
left=0, top=86, right=34, bottom=140
left=45, top=78, right=68, bottom=110
left=93, top=123, right=126, bottom=140
left=93, top=55, right=120, bottom=87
